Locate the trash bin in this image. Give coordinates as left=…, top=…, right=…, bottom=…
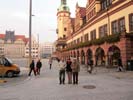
left=127, top=60, right=133, bottom=71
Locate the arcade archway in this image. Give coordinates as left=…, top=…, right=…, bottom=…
left=108, top=45, right=121, bottom=66
left=81, top=50, right=85, bottom=64
left=86, top=49, right=93, bottom=64
left=95, top=47, right=105, bottom=66
left=77, top=50, right=79, bottom=62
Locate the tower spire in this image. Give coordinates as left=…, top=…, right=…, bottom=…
left=61, top=0, right=66, bottom=5
left=58, top=0, right=70, bottom=12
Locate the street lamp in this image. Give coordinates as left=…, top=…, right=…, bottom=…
left=29, top=0, right=32, bottom=63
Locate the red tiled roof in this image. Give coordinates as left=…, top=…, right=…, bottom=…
left=16, top=35, right=30, bottom=44
left=15, top=35, right=26, bottom=42
left=79, top=7, right=86, bottom=18
left=0, top=34, right=5, bottom=38
left=15, top=35, right=25, bottom=39
left=0, top=33, right=29, bottom=44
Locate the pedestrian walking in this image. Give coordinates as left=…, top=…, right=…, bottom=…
left=71, top=58, right=80, bottom=84
left=36, top=59, right=42, bottom=75
left=49, top=58, right=53, bottom=69
left=117, top=57, right=124, bottom=72
left=87, top=59, right=93, bottom=74
left=66, top=58, right=72, bottom=84
left=58, top=59, right=66, bottom=84
left=28, top=60, right=36, bottom=76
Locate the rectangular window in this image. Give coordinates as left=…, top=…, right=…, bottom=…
left=90, top=29, right=96, bottom=40
left=74, top=40, right=76, bottom=44
left=81, top=37, right=83, bottom=42
left=77, top=38, right=80, bottom=44
left=64, top=28, right=67, bottom=31
left=99, top=24, right=107, bottom=38
left=129, top=14, right=133, bottom=32
left=119, top=17, right=125, bottom=33
left=101, top=0, right=112, bottom=10
left=84, top=34, right=88, bottom=42
left=112, top=21, right=118, bottom=34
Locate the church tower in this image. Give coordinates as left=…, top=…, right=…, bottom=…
left=57, top=0, right=71, bottom=39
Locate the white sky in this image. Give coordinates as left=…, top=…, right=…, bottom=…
left=0, top=0, right=87, bottom=43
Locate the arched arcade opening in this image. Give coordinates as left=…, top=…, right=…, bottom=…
left=95, top=47, right=105, bottom=66
left=86, top=49, right=93, bottom=64
left=81, top=50, right=85, bottom=64
left=108, top=45, right=121, bottom=66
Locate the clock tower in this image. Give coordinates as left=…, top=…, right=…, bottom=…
left=57, top=0, right=71, bottom=39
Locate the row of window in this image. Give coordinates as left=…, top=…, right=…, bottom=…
left=26, top=51, right=38, bottom=54
left=68, top=14, right=133, bottom=46
left=87, top=0, right=113, bottom=21
left=0, top=48, right=4, bottom=50
left=26, top=48, right=38, bottom=50
left=88, top=8, right=96, bottom=19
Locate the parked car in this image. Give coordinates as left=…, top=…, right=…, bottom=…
left=0, top=56, right=20, bottom=78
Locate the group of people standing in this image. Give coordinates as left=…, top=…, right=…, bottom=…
left=28, top=59, right=42, bottom=76
left=58, top=58, right=80, bottom=85
left=28, top=57, right=80, bottom=85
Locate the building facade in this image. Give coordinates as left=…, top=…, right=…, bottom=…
left=25, top=36, right=39, bottom=58
left=0, top=31, right=27, bottom=58
left=56, top=0, right=133, bottom=68
left=40, top=42, right=55, bottom=58
left=0, top=31, right=39, bottom=58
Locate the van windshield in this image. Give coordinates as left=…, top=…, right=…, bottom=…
left=5, top=57, right=13, bottom=64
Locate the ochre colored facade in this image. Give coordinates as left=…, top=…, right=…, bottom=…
left=56, top=0, right=133, bottom=68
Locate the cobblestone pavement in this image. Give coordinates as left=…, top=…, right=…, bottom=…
left=0, top=67, right=29, bottom=86
left=0, top=59, right=133, bottom=100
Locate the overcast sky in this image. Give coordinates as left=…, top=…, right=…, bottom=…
left=0, top=0, right=87, bottom=43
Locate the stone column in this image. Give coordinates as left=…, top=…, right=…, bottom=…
left=120, top=28, right=131, bottom=68
left=105, top=55, right=108, bottom=67
left=85, top=54, right=88, bottom=65
left=92, top=55, right=96, bottom=66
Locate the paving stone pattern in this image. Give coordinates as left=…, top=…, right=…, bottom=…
left=0, top=59, right=133, bottom=100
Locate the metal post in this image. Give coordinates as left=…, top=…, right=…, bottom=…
left=29, top=0, right=32, bottom=64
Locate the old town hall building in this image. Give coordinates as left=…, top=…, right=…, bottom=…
left=56, top=0, right=133, bottom=68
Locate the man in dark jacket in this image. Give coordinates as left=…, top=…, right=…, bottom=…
left=66, top=58, right=72, bottom=84
left=117, top=58, right=123, bottom=72
left=87, top=59, right=93, bottom=74
left=36, top=59, right=42, bottom=75
left=28, top=60, right=36, bottom=76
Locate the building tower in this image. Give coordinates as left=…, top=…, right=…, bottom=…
left=56, top=0, right=71, bottom=54
left=57, top=0, right=70, bottom=39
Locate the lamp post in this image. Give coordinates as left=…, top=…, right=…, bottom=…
left=29, top=0, right=32, bottom=63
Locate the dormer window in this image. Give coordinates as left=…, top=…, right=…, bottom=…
left=101, top=0, right=112, bottom=10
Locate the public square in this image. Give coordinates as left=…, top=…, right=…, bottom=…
left=0, top=59, right=133, bottom=100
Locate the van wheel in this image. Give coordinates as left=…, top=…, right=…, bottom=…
left=6, top=71, right=14, bottom=78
